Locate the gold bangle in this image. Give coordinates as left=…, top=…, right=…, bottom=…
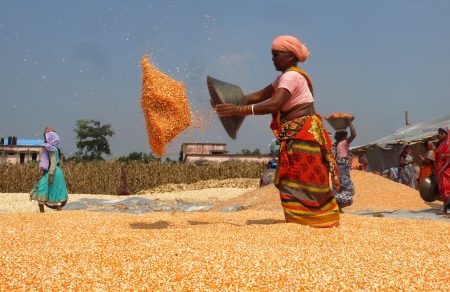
left=238, top=105, right=251, bottom=116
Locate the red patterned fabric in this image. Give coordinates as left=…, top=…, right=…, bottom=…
left=272, top=115, right=340, bottom=228
left=435, top=136, right=450, bottom=202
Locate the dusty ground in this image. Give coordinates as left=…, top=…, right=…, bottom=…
left=0, top=171, right=449, bottom=290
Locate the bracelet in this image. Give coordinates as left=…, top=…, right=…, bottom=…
left=237, top=105, right=252, bottom=116
left=251, top=104, right=255, bottom=115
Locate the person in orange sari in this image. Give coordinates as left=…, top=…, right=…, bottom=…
left=215, top=35, right=340, bottom=228
left=435, top=127, right=450, bottom=215
left=418, top=142, right=435, bottom=188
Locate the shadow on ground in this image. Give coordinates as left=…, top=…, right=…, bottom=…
left=350, top=208, right=450, bottom=221
left=245, top=219, right=285, bottom=225
left=130, top=221, right=170, bottom=229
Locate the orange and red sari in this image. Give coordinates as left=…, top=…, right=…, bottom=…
left=271, top=67, right=340, bottom=228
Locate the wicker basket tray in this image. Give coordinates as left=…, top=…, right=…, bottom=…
left=325, top=113, right=354, bottom=131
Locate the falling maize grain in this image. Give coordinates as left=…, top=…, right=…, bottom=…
left=141, top=55, right=191, bottom=157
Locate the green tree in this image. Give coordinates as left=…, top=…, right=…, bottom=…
left=74, top=119, right=115, bottom=160
left=118, top=152, right=160, bottom=163
left=241, top=149, right=252, bottom=155
left=241, top=148, right=261, bottom=155
left=164, top=157, right=178, bottom=164
left=252, top=148, right=261, bottom=155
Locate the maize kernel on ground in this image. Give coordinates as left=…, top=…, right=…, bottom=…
left=212, top=170, right=435, bottom=212
left=1, top=170, right=449, bottom=289
left=0, top=211, right=448, bottom=290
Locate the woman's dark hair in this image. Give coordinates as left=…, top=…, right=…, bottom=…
left=334, top=131, right=347, bottom=142
left=401, top=144, right=412, bottom=154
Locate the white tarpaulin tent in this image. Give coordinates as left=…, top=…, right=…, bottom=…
left=352, top=114, right=450, bottom=173
left=369, top=114, right=450, bottom=147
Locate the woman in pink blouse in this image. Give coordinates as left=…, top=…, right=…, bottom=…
left=332, top=117, right=356, bottom=211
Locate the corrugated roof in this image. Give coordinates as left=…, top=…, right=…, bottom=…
left=355, top=114, right=450, bottom=149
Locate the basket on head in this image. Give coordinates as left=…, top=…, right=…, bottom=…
left=325, top=113, right=354, bottom=132
left=207, top=76, right=247, bottom=139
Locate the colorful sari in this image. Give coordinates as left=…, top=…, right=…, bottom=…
left=435, top=135, right=450, bottom=203
left=332, top=141, right=355, bottom=208
left=271, top=67, right=340, bottom=228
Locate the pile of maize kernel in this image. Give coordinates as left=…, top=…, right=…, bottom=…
left=214, top=170, right=434, bottom=212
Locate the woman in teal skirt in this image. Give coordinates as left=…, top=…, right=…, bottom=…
left=30, top=127, right=68, bottom=212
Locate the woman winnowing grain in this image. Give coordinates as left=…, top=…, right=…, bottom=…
left=215, top=35, right=340, bottom=228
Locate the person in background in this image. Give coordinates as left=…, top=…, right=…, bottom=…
left=350, top=156, right=361, bottom=170
left=215, top=35, right=340, bottom=228
left=30, top=127, right=68, bottom=212
left=332, top=117, right=356, bottom=211
left=398, top=144, right=416, bottom=189
left=358, top=153, right=368, bottom=171
left=418, top=141, right=435, bottom=188
left=259, top=159, right=277, bottom=187
left=118, top=164, right=131, bottom=196
left=434, top=127, right=450, bottom=215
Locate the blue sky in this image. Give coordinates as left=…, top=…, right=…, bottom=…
left=1, top=0, right=449, bottom=159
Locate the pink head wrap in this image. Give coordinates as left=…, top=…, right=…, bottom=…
left=271, top=35, right=309, bottom=62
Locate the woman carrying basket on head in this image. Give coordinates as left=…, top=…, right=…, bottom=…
left=215, top=35, right=340, bottom=228
left=332, top=117, right=356, bottom=211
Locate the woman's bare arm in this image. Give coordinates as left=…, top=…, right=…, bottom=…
left=245, top=84, right=274, bottom=104
left=347, top=119, right=356, bottom=144
left=215, top=87, right=292, bottom=117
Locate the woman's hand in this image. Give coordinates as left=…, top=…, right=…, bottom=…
left=214, top=103, right=240, bottom=117
left=48, top=174, right=53, bottom=185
